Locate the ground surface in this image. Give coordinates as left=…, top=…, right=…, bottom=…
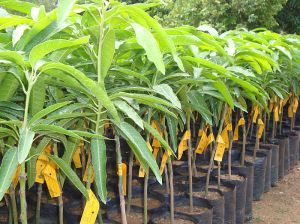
left=252, top=163, right=300, bottom=224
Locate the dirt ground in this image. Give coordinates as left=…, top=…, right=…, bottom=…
left=252, top=163, right=300, bottom=224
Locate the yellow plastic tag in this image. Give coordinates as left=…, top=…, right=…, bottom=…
left=214, top=135, right=226, bottom=162
left=206, top=133, right=215, bottom=147
left=195, top=132, right=208, bottom=154
left=152, top=147, right=159, bottom=159
left=83, top=152, right=94, bottom=183
left=44, top=144, right=53, bottom=153
left=121, top=163, right=127, bottom=196
left=152, top=138, right=161, bottom=148
left=72, top=145, right=82, bottom=169
left=293, top=97, right=299, bottom=113
left=159, top=151, right=169, bottom=175
left=198, top=129, right=204, bottom=137
left=138, top=166, right=145, bottom=178
left=233, top=118, right=245, bottom=141
left=35, top=155, right=49, bottom=184
left=269, top=101, right=274, bottom=112
left=288, top=104, right=293, bottom=118
left=221, top=126, right=229, bottom=149
left=279, top=100, right=283, bottom=114
left=43, top=164, right=61, bottom=198
left=274, top=104, right=279, bottom=122
left=178, top=131, right=191, bottom=160
left=257, top=119, right=265, bottom=139
left=12, top=165, right=21, bottom=189
left=252, top=105, right=259, bottom=123
left=80, top=189, right=100, bottom=224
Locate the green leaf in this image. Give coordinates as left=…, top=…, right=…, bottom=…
left=116, top=122, right=162, bottom=184
left=114, top=100, right=143, bottom=129
left=166, top=115, right=178, bottom=153
left=48, top=154, right=88, bottom=198
left=153, top=84, right=181, bottom=109
left=29, top=76, right=45, bottom=116
left=29, top=101, right=71, bottom=126
left=40, top=62, right=120, bottom=123
left=31, top=124, right=81, bottom=139
left=91, top=138, right=107, bottom=204
left=131, top=23, right=165, bottom=74
left=0, top=1, right=35, bottom=15
left=187, top=91, right=213, bottom=125
left=212, top=80, right=234, bottom=109
left=18, top=127, right=35, bottom=163
left=100, top=29, right=115, bottom=80
left=57, top=0, right=76, bottom=26
left=0, top=147, right=18, bottom=200
left=29, top=36, right=89, bottom=68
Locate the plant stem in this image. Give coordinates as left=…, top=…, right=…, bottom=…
left=217, top=161, right=221, bottom=190
left=167, top=158, right=174, bottom=224
left=53, top=143, right=63, bottom=224
left=9, top=185, right=18, bottom=224
left=35, top=184, right=42, bottom=224
left=241, top=111, right=246, bottom=166
left=115, top=135, right=127, bottom=224
left=19, top=163, right=27, bottom=224
left=126, top=151, right=133, bottom=213
left=254, top=112, right=261, bottom=160
left=228, top=114, right=233, bottom=178
left=186, top=112, right=193, bottom=212
left=205, top=104, right=227, bottom=195
left=5, top=195, right=13, bottom=224
left=143, top=172, right=149, bottom=224
left=164, top=165, right=170, bottom=194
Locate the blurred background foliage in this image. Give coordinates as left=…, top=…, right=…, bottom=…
left=25, top=0, right=300, bottom=34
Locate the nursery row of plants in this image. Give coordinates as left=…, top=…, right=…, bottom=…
left=0, top=0, right=299, bottom=224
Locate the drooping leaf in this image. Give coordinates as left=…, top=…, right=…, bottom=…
left=18, top=127, right=35, bottom=164
left=57, top=0, right=77, bottom=26
left=48, top=154, right=88, bottom=198
left=153, top=84, right=181, bottom=109
left=131, top=23, right=165, bottom=74
left=29, top=101, right=71, bottom=126
left=0, top=147, right=18, bottom=200
left=91, top=138, right=107, bottom=203
left=29, top=36, right=89, bottom=68
left=114, top=100, right=143, bottom=129
left=100, top=29, right=115, bottom=80
left=116, top=122, right=162, bottom=184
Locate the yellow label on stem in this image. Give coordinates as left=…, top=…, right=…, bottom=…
left=288, top=104, right=293, bottom=118
left=252, top=105, right=259, bottom=123
left=221, top=126, right=229, bottom=149
left=121, top=163, right=127, bottom=196
left=178, top=131, right=190, bottom=160
left=138, top=166, right=145, bottom=178
left=72, top=145, right=82, bottom=169
left=257, top=119, right=265, bottom=139
left=214, top=135, right=225, bottom=162
left=83, top=152, right=94, bottom=183
left=198, top=129, right=204, bottom=137
left=152, top=147, right=159, bottom=159
left=12, top=165, right=21, bottom=189
left=206, top=133, right=215, bottom=146
left=44, top=144, right=53, bottom=153
left=35, top=155, right=49, bottom=184
left=274, top=104, right=279, bottom=122
left=293, top=97, right=299, bottom=113
left=233, top=118, right=245, bottom=141
left=195, top=132, right=208, bottom=155
left=152, top=138, right=161, bottom=148
left=80, top=190, right=99, bottom=224
left=159, top=151, right=169, bottom=175
left=279, top=100, right=283, bottom=114
left=43, top=164, right=61, bottom=198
